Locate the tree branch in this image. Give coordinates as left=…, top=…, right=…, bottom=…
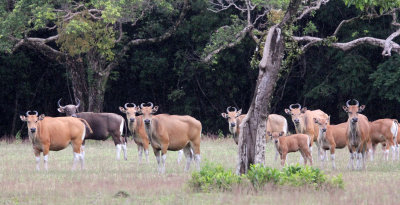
left=296, top=0, right=329, bottom=21
left=333, top=16, right=360, bottom=36
left=293, top=35, right=400, bottom=56
left=202, top=24, right=253, bottom=63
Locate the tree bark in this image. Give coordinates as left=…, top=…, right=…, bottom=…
left=65, top=57, right=88, bottom=112
left=237, top=0, right=301, bottom=174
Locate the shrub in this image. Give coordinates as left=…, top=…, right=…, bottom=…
left=247, top=164, right=281, bottom=189
left=188, top=162, right=243, bottom=192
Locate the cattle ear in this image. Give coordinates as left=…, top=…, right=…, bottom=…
left=57, top=107, right=65, bottom=113
left=313, top=118, right=319, bottom=124
left=39, top=114, right=45, bottom=121
left=119, top=106, right=126, bottom=113
left=221, top=113, right=227, bottom=118
left=237, top=109, right=242, bottom=116
left=20, top=115, right=27, bottom=121
left=359, top=105, right=366, bottom=112
left=342, top=106, right=348, bottom=112
left=301, top=107, right=307, bottom=113
left=152, top=106, right=159, bottom=113
left=284, top=109, right=291, bottom=115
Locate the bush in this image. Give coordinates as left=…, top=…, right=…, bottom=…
left=188, top=162, right=243, bottom=192
left=189, top=163, right=344, bottom=192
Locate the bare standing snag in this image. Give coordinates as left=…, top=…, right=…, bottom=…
left=20, top=111, right=92, bottom=170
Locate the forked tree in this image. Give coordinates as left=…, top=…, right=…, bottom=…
left=0, top=0, right=189, bottom=112
left=204, top=0, right=400, bottom=173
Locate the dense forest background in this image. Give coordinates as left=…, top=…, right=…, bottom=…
left=1, top=0, right=400, bottom=139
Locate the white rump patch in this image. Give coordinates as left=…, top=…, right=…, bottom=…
left=120, top=119, right=124, bottom=136
left=81, top=124, right=86, bottom=140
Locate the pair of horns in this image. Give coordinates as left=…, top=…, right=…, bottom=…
left=26, top=111, right=38, bottom=116
left=226, top=106, right=237, bottom=113
left=140, top=102, right=154, bottom=109
left=289, top=103, right=301, bottom=110
left=58, top=98, right=80, bottom=108
left=124, top=103, right=136, bottom=109
left=346, top=99, right=359, bottom=107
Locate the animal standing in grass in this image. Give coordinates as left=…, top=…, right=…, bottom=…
left=221, top=107, right=246, bottom=144
left=266, top=114, right=288, bottom=161
left=58, top=98, right=127, bottom=160
left=267, top=132, right=312, bottom=166
left=285, top=103, right=329, bottom=160
left=368, top=119, right=398, bottom=161
left=140, top=102, right=202, bottom=173
left=313, top=117, right=348, bottom=169
left=20, top=111, right=92, bottom=170
left=342, top=99, right=370, bottom=170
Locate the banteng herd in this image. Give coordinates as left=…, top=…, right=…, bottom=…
left=20, top=98, right=398, bottom=173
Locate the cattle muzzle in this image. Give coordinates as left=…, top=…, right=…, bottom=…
left=294, top=119, right=300, bottom=124
left=130, top=118, right=135, bottom=123
left=322, top=128, right=327, bottom=132
left=71, top=114, right=77, bottom=117
left=30, top=128, right=36, bottom=133
left=230, top=122, right=236, bottom=127
left=144, top=119, right=151, bottom=125
left=351, top=118, right=358, bottom=124
left=274, top=139, right=278, bottom=144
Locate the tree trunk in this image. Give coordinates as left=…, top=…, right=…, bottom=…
left=86, top=50, right=112, bottom=112
left=237, top=0, right=301, bottom=174
left=65, top=57, right=88, bottom=112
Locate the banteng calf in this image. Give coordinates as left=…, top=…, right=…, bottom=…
left=266, top=114, right=288, bottom=161
left=313, top=117, right=347, bottom=169
left=267, top=132, right=312, bottom=166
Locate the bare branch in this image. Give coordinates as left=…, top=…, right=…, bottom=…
left=208, top=0, right=247, bottom=13
left=114, top=22, right=123, bottom=43
left=292, top=35, right=400, bottom=56
left=333, top=16, right=360, bottom=36
left=296, top=0, right=329, bottom=21
left=202, top=25, right=253, bottom=63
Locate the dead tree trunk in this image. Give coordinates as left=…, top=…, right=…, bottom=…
left=237, top=0, right=301, bottom=174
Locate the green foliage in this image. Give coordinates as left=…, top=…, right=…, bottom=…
left=188, top=162, right=243, bottom=192
left=370, top=55, right=400, bottom=102
left=189, top=163, right=344, bottom=192
left=303, top=21, right=318, bottom=35
left=344, top=0, right=400, bottom=13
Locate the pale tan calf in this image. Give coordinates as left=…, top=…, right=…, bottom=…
left=221, top=107, right=246, bottom=144
left=20, top=111, right=92, bottom=171
left=342, top=99, right=370, bottom=170
left=267, top=132, right=312, bottom=166
left=313, top=117, right=347, bottom=169
left=119, top=103, right=150, bottom=163
left=368, top=119, right=398, bottom=161
left=266, top=114, right=288, bottom=161
left=285, top=103, right=329, bottom=160
left=140, top=103, right=202, bottom=173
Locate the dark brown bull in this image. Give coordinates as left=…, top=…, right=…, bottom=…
left=20, top=111, right=92, bottom=170
left=342, top=99, right=370, bottom=170
left=57, top=98, right=127, bottom=160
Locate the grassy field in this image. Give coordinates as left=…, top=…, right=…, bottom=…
left=1, top=137, right=400, bottom=205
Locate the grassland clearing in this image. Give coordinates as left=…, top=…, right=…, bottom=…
left=1, top=137, right=400, bottom=204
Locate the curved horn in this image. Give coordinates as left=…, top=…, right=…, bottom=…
left=26, top=110, right=31, bottom=116
left=124, top=103, right=129, bottom=109
left=289, top=104, right=294, bottom=110
left=232, top=107, right=237, bottom=112
left=33, top=111, right=38, bottom=116
left=148, top=102, right=154, bottom=108
left=57, top=98, right=64, bottom=108
left=140, top=103, right=145, bottom=109
left=346, top=99, right=351, bottom=107
left=295, top=103, right=301, bottom=110
left=75, top=98, right=80, bottom=108
left=131, top=103, right=137, bottom=108
left=353, top=99, right=359, bottom=107
left=226, top=106, right=231, bottom=113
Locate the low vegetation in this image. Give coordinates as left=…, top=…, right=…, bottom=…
left=188, top=163, right=344, bottom=192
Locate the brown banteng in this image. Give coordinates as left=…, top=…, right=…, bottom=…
left=267, top=132, right=312, bottom=166
left=139, top=102, right=202, bottom=173
left=342, top=99, right=370, bottom=170
left=20, top=111, right=92, bottom=170
left=57, top=98, right=127, bottom=160
left=313, top=117, right=348, bottom=169
left=266, top=114, right=288, bottom=161
left=285, top=103, right=329, bottom=160
left=368, top=119, right=398, bottom=161
left=119, top=103, right=150, bottom=163
left=221, top=107, right=246, bottom=144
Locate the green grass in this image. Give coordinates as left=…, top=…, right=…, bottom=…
left=1, top=138, right=400, bottom=204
